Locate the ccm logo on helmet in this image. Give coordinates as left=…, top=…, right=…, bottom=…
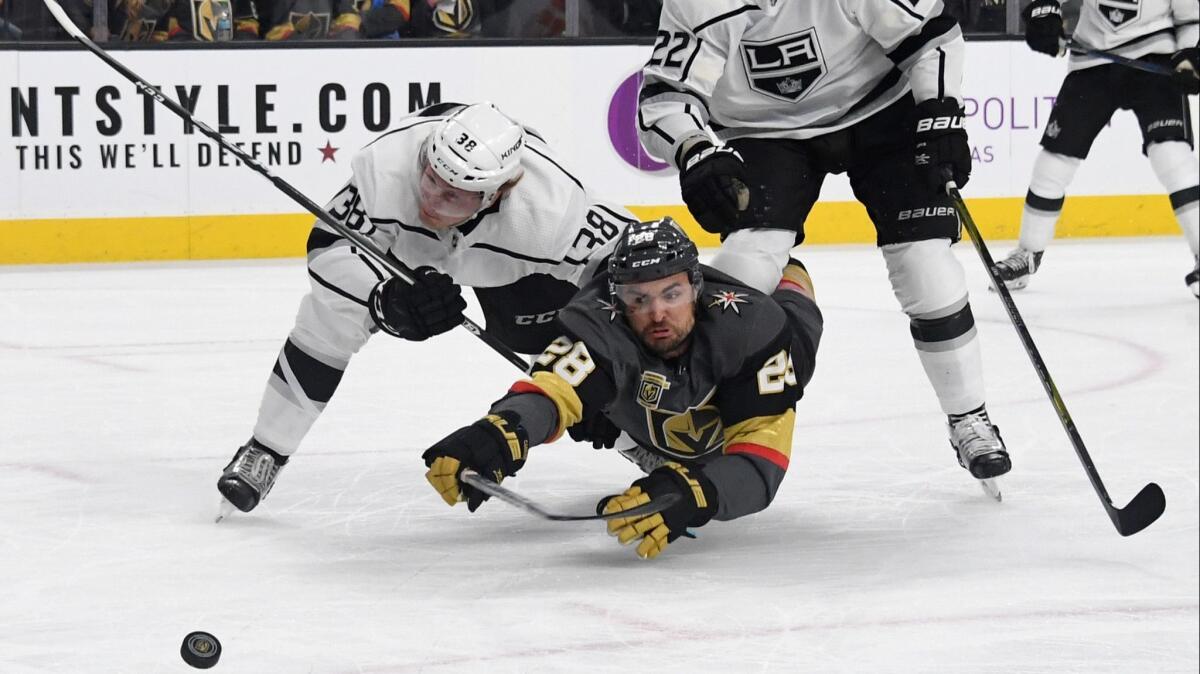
left=632, top=257, right=663, bottom=268
left=916, top=116, right=964, bottom=132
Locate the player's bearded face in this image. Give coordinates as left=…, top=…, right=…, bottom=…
left=617, top=272, right=697, bottom=359
left=417, top=164, right=485, bottom=229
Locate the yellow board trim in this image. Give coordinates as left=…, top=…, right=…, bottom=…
left=0, top=213, right=314, bottom=264
left=631, top=193, right=1184, bottom=248
left=0, top=194, right=1183, bottom=264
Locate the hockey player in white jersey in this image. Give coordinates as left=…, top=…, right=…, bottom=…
left=994, top=0, right=1199, bottom=296
left=216, top=101, right=635, bottom=515
left=638, top=0, right=1011, bottom=483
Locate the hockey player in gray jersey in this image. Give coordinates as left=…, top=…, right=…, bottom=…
left=419, top=218, right=823, bottom=559
left=995, top=0, right=1199, bottom=296
left=637, top=0, right=1011, bottom=484
left=216, top=101, right=635, bottom=516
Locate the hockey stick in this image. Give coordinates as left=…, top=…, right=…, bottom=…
left=460, top=471, right=681, bottom=521
left=946, top=183, right=1165, bottom=536
left=39, top=0, right=530, bottom=373
left=1065, top=38, right=1177, bottom=77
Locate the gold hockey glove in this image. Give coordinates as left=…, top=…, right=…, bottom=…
left=598, top=461, right=718, bottom=559
left=422, top=412, right=529, bottom=511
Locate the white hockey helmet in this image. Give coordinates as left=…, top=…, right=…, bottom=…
left=424, top=102, right=526, bottom=208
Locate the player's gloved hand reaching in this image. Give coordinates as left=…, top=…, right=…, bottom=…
left=1170, top=47, right=1199, bottom=95
left=597, top=461, right=718, bottom=559
left=1021, top=0, right=1065, bottom=57
left=369, top=266, right=466, bottom=341
left=421, top=412, right=529, bottom=511
left=914, top=98, right=971, bottom=193
left=567, top=412, right=622, bottom=449
left=678, top=139, right=750, bottom=234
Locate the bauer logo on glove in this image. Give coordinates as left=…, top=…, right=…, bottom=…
left=421, top=412, right=529, bottom=512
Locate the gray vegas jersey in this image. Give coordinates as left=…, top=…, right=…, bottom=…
left=639, top=0, right=965, bottom=163
left=1068, top=0, right=1198, bottom=71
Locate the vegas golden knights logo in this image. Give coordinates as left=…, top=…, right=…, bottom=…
left=645, top=388, right=724, bottom=459
left=190, top=0, right=232, bottom=41
left=637, top=371, right=671, bottom=410
left=432, top=0, right=475, bottom=34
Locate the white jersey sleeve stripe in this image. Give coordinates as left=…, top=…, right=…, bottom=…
left=679, top=38, right=705, bottom=82
left=887, top=14, right=960, bottom=68
left=693, top=5, right=762, bottom=33
left=884, top=0, right=925, bottom=22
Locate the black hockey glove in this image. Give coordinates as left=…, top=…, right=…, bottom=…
left=368, top=266, right=466, bottom=341
left=422, top=412, right=529, bottom=512
left=678, top=139, right=750, bottom=235
left=914, top=98, right=971, bottom=193
left=1171, top=47, right=1200, bottom=95
left=596, top=461, right=718, bottom=559
left=1021, top=0, right=1065, bottom=57
left=567, top=412, right=622, bottom=449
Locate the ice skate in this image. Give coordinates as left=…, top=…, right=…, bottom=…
left=1186, top=256, right=1198, bottom=298
left=215, top=439, right=287, bottom=521
left=948, top=407, right=1011, bottom=500
left=991, top=248, right=1043, bottom=291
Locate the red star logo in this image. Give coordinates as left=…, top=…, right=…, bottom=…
left=318, top=140, right=338, bottom=163
left=708, top=290, right=749, bottom=314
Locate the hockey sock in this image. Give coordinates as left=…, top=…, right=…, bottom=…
left=1147, top=141, right=1200, bottom=256
left=1019, top=150, right=1081, bottom=252
left=948, top=404, right=989, bottom=424
left=253, top=335, right=348, bottom=455
left=910, top=305, right=987, bottom=415
left=882, top=240, right=987, bottom=416
left=709, top=228, right=796, bottom=295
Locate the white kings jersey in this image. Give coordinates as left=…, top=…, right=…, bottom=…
left=316, top=105, right=633, bottom=291
left=1068, top=0, right=1198, bottom=71
left=639, top=0, right=966, bottom=164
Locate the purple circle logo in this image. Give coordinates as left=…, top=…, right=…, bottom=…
left=607, top=72, right=670, bottom=172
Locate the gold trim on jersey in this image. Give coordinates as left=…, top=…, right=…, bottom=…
left=525, top=371, right=585, bottom=440
left=723, top=410, right=796, bottom=467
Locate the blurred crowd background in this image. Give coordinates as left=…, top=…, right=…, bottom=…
left=1, top=0, right=1058, bottom=42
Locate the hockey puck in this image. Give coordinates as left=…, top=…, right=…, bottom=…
left=180, top=631, right=221, bottom=669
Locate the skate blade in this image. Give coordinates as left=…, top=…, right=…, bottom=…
left=215, top=498, right=236, bottom=523
left=978, top=478, right=1002, bottom=502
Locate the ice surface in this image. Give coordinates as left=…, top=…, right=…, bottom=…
left=1, top=238, right=1196, bottom=673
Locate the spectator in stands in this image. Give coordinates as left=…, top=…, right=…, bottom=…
left=945, top=0, right=1006, bottom=33
left=361, top=0, right=482, bottom=38
left=2, top=0, right=68, bottom=38
left=231, top=0, right=262, bottom=38
left=0, top=0, right=23, bottom=40
left=263, top=0, right=360, bottom=39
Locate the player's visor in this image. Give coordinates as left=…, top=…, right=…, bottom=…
left=613, top=280, right=696, bottom=314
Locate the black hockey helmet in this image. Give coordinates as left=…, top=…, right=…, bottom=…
left=608, top=217, right=702, bottom=304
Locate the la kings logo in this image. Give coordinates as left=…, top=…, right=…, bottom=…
left=1097, top=0, right=1139, bottom=29
left=741, top=28, right=827, bottom=102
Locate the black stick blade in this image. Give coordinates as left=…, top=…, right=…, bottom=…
left=1109, top=483, right=1165, bottom=537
